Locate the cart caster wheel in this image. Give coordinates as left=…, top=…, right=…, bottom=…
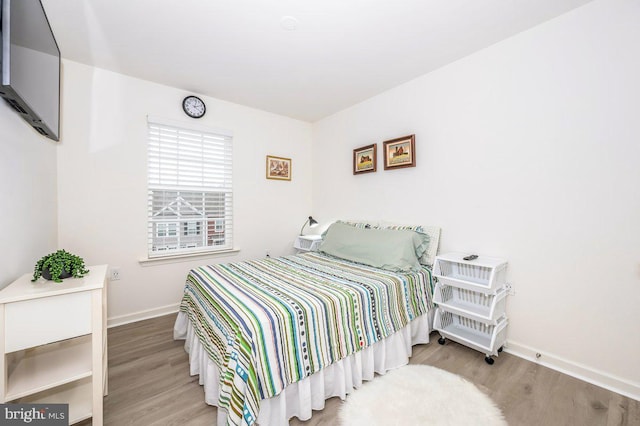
left=498, top=346, right=504, bottom=353
left=438, top=337, right=446, bottom=345
left=485, top=356, right=495, bottom=365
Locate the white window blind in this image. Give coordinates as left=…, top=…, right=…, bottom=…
left=147, top=117, right=233, bottom=257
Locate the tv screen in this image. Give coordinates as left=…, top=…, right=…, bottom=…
left=0, top=0, right=60, bottom=141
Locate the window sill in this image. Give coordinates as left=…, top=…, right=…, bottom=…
left=139, top=248, right=240, bottom=266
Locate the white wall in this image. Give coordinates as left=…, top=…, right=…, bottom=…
left=312, top=0, right=640, bottom=396
left=57, top=61, right=313, bottom=324
left=0, top=99, right=58, bottom=289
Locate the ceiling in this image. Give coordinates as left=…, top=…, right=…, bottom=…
left=41, top=0, right=593, bottom=122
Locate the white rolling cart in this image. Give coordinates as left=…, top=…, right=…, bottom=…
left=432, top=253, right=508, bottom=365
left=0, top=265, right=108, bottom=424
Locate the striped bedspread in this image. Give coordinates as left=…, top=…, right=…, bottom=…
left=178, top=252, right=433, bottom=426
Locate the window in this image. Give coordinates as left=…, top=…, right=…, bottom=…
left=183, top=221, right=201, bottom=236
left=156, top=222, right=177, bottom=237
left=147, top=117, right=233, bottom=257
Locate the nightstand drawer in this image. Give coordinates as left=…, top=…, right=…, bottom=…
left=5, top=291, right=92, bottom=352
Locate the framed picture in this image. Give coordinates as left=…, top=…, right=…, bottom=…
left=266, top=155, right=291, bottom=180
left=383, top=134, right=415, bottom=170
left=353, top=144, right=377, bottom=175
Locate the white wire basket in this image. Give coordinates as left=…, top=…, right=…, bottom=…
left=433, top=253, right=507, bottom=293
left=434, top=309, right=507, bottom=357
left=294, top=235, right=322, bottom=251
left=434, top=282, right=507, bottom=324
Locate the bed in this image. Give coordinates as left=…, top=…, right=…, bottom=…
left=173, top=221, right=440, bottom=426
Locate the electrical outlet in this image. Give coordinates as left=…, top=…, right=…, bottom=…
left=505, top=283, right=515, bottom=296
left=110, top=267, right=121, bottom=281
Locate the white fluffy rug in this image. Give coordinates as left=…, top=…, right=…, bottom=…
left=339, top=365, right=507, bottom=426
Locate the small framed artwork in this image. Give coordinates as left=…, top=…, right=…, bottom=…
left=353, top=144, right=377, bottom=175
left=383, top=134, right=416, bottom=170
left=266, top=155, right=292, bottom=180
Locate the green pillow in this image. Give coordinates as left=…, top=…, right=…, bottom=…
left=374, top=224, right=431, bottom=265
left=318, top=222, right=423, bottom=272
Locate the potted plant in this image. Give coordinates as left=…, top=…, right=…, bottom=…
left=31, top=249, right=90, bottom=283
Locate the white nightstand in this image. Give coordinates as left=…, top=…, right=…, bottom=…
left=0, top=265, right=108, bottom=424
left=294, top=235, right=322, bottom=252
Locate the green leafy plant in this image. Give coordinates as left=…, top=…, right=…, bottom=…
left=31, top=249, right=90, bottom=283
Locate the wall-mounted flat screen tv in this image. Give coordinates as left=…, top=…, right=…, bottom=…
left=0, top=0, right=60, bottom=141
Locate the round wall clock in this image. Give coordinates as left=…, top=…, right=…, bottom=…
left=182, top=95, right=206, bottom=119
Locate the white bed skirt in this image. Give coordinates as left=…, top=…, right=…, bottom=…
left=174, top=310, right=433, bottom=426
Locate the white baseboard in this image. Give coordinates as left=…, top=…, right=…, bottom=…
left=107, top=303, right=180, bottom=328
left=505, top=340, right=640, bottom=401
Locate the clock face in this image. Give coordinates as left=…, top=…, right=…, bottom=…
left=182, top=96, right=206, bottom=118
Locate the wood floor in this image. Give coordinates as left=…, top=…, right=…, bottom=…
left=88, top=314, right=639, bottom=425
